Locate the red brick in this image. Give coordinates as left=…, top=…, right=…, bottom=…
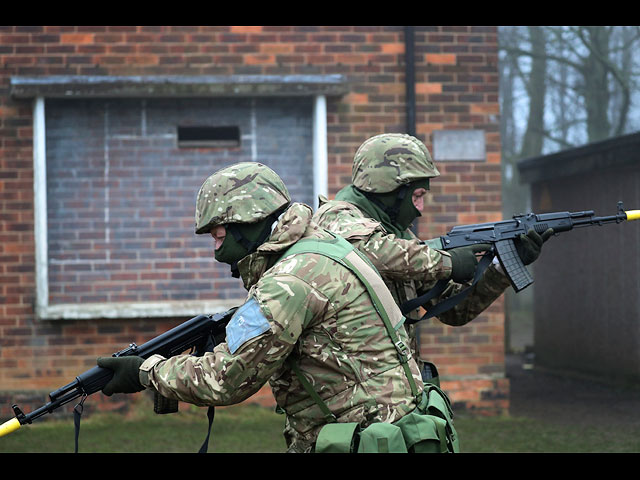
left=381, top=43, right=404, bottom=54
left=60, top=33, right=94, bottom=44
left=426, top=53, right=457, bottom=64
left=230, top=26, right=263, bottom=33
left=244, top=54, right=275, bottom=65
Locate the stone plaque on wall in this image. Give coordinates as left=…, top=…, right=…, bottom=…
left=432, top=129, right=485, bottom=162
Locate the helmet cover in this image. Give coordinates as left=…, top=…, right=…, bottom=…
left=352, top=133, right=440, bottom=193
left=195, top=162, right=291, bottom=234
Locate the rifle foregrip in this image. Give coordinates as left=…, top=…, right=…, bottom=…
left=495, top=239, right=534, bottom=292
left=75, top=366, right=115, bottom=396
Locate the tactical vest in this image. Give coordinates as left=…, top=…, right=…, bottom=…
left=279, top=232, right=460, bottom=453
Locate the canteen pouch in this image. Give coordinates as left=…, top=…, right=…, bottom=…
left=315, top=422, right=361, bottom=453
left=417, top=385, right=459, bottom=452
left=357, top=422, right=408, bottom=453
left=394, top=411, right=448, bottom=453
left=424, top=385, right=454, bottom=421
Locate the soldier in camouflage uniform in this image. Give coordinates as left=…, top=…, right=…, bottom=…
left=312, top=133, right=551, bottom=381
left=96, top=162, right=428, bottom=453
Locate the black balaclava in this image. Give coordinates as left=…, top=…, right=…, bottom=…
left=214, top=208, right=285, bottom=278
left=363, top=179, right=430, bottom=232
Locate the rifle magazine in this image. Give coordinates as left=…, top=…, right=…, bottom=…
left=495, top=239, right=533, bottom=292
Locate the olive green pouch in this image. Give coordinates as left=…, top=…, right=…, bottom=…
left=357, top=422, right=408, bottom=453
left=423, top=386, right=459, bottom=452
left=394, top=411, right=448, bottom=453
left=315, top=422, right=360, bottom=453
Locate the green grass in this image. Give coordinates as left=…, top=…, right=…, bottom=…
left=2, top=402, right=639, bottom=453
left=454, top=415, right=640, bottom=453
left=0, top=402, right=287, bottom=453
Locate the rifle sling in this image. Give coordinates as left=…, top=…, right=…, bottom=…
left=198, top=406, right=215, bottom=453
left=70, top=383, right=215, bottom=454
left=72, top=394, right=87, bottom=453
left=401, top=250, right=494, bottom=323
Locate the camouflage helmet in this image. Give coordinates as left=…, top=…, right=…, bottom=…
left=195, top=162, right=291, bottom=234
left=352, top=133, right=440, bottom=193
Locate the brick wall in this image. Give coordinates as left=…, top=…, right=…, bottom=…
left=0, top=26, right=506, bottom=419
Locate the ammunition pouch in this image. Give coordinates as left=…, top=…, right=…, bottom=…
left=314, top=384, right=459, bottom=453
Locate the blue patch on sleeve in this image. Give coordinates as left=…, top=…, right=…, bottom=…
left=226, top=298, right=272, bottom=354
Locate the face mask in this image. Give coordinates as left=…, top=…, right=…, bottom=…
left=213, top=216, right=278, bottom=266
left=374, top=179, right=430, bottom=231
left=394, top=193, right=422, bottom=231
left=214, top=231, right=250, bottom=265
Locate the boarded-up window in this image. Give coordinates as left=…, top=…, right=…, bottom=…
left=45, top=97, right=313, bottom=307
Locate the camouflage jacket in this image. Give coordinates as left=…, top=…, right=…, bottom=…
left=312, top=197, right=512, bottom=362
left=139, top=203, right=423, bottom=452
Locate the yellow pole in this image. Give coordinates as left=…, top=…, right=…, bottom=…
left=0, top=418, right=21, bottom=437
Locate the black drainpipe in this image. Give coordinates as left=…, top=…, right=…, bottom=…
left=404, top=27, right=419, bottom=238
left=404, top=26, right=416, bottom=136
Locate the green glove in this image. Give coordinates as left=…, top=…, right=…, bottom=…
left=448, top=243, right=492, bottom=283
left=515, top=228, right=553, bottom=265
left=97, top=356, right=145, bottom=396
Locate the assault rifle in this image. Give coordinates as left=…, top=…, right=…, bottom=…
left=0, top=307, right=236, bottom=451
left=403, top=201, right=640, bottom=320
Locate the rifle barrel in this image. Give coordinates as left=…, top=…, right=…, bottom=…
left=572, top=209, right=640, bottom=228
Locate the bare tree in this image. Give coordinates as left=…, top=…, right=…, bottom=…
left=500, top=26, right=640, bottom=152
left=520, top=26, right=547, bottom=158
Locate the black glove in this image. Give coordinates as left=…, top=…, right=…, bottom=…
left=515, top=228, right=553, bottom=265
left=97, top=356, right=145, bottom=396
left=449, top=243, right=492, bottom=283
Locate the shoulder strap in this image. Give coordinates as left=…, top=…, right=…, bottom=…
left=282, top=234, right=405, bottom=331
left=279, top=233, right=420, bottom=401
left=400, top=250, right=494, bottom=322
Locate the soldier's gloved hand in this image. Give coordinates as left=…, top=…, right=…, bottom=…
left=448, top=243, right=492, bottom=283
left=97, top=356, right=145, bottom=396
left=515, top=228, right=554, bottom=265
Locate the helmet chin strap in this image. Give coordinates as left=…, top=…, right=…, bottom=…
left=228, top=261, right=241, bottom=279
